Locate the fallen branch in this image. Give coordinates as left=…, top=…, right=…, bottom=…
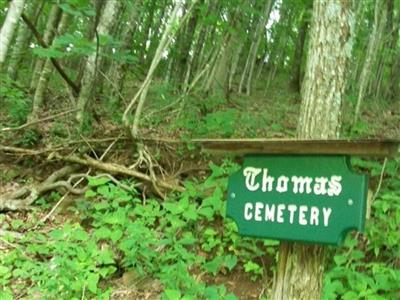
left=1, top=109, right=77, bottom=132
left=0, top=165, right=82, bottom=211
left=55, top=154, right=185, bottom=193
left=0, top=229, right=23, bottom=239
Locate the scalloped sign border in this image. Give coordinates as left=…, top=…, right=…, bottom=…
left=226, top=155, right=368, bottom=246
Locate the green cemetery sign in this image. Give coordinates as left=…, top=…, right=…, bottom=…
left=227, top=155, right=368, bottom=245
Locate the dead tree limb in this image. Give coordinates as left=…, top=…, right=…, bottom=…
left=55, top=154, right=185, bottom=193
left=1, top=109, right=77, bottom=132
left=0, top=165, right=82, bottom=211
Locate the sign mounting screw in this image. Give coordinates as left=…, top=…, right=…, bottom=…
left=231, top=193, right=236, bottom=199
left=348, top=199, right=353, bottom=206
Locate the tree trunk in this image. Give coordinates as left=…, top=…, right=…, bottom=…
left=107, top=2, right=140, bottom=100
left=228, top=42, right=243, bottom=91
left=207, top=8, right=243, bottom=96
left=139, top=0, right=156, bottom=65
left=124, top=1, right=185, bottom=138
left=29, top=4, right=62, bottom=91
left=385, top=0, right=400, bottom=101
left=74, top=0, right=105, bottom=86
left=272, top=1, right=354, bottom=299
left=0, top=0, right=26, bottom=68
left=75, top=0, right=121, bottom=127
left=7, top=0, right=43, bottom=80
left=353, top=0, right=386, bottom=126
left=174, top=1, right=200, bottom=90
left=29, top=13, right=71, bottom=121
left=239, top=0, right=273, bottom=95
left=290, top=5, right=311, bottom=93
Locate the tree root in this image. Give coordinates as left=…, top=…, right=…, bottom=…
left=0, top=165, right=83, bottom=211
left=0, top=141, right=185, bottom=211
left=55, top=153, right=185, bottom=194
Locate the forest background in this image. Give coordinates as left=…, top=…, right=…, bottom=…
left=0, top=0, right=399, bottom=299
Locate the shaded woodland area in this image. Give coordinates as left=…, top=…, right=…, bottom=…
left=0, top=0, right=399, bottom=299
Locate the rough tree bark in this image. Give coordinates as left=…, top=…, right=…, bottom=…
left=75, top=0, right=121, bottom=127
left=353, top=0, right=385, bottom=126
left=271, top=1, right=354, bottom=299
left=0, top=0, right=26, bottom=67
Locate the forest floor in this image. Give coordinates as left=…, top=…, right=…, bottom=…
left=0, top=75, right=399, bottom=299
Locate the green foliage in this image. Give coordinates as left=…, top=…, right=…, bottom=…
left=0, top=77, right=29, bottom=126
left=243, top=260, right=263, bottom=281
left=323, top=157, right=400, bottom=300
left=16, top=129, right=41, bottom=146
left=1, top=161, right=275, bottom=299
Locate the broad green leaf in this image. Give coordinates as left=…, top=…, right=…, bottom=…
left=85, top=189, right=96, bottom=198
left=198, top=207, right=214, bottom=220
left=333, top=255, right=347, bottom=266
left=183, top=204, right=198, bottom=221
left=0, top=290, right=13, bottom=300
left=111, top=229, right=123, bottom=243
left=88, top=177, right=110, bottom=187
left=225, top=294, right=238, bottom=300
left=164, top=289, right=181, bottom=300
left=0, top=266, right=10, bottom=276
left=87, top=273, right=99, bottom=294
left=33, top=47, right=65, bottom=58
left=224, top=255, right=237, bottom=271
left=95, top=227, right=112, bottom=240
left=73, top=228, right=89, bottom=241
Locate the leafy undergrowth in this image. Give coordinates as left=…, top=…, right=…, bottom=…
left=1, top=75, right=399, bottom=299
left=1, top=157, right=399, bottom=299
left=323, top=157, right=400, bottom=300
left=0, top=161, right=275, bottom=299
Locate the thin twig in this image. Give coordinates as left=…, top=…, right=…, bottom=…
left=1, top=109, right=78, bottom=132
left=40, top=169, right=91, bottom=224
left=372, top=157, right=387, bottom=202
left=0, top=237, right=20, bottom=249
left=97, top=69, right=128, bottom=105
left=100, top=134, right=122, bottom=161
left=80, top=134, right=99, bottom=160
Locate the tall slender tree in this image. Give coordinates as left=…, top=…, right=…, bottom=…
left=353, top=0, right=386, bottom=126
left=75, top=0, right=121, bottom=127
left=0, top=0, right=26, bottom=67
left=239, top=0, right=274, bottom=95
left=7, top=0, right=43, bottom=80
left=29, top=4, right=62, bottom=91
left=123, top=0, right=187, bottom=138
left=290, top=0, right=312, bottom=93
left=272, top=1, right=354, bottom=299
left=385, top=0, right=400, bottom=101
left=29, top=12, right=71, bottom=121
